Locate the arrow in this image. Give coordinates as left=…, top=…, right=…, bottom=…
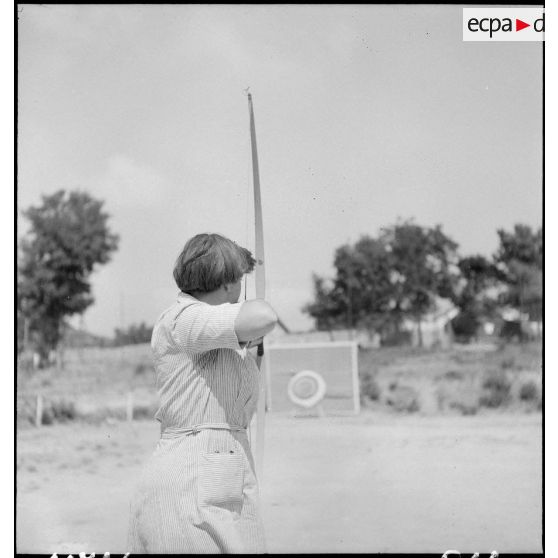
left=516, top=19, right=530, bottom=32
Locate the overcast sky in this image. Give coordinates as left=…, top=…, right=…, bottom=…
left=17, top=4, right=542, bottom=336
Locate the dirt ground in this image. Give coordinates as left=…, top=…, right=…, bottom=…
left=16, top=410, right=541, bottom=555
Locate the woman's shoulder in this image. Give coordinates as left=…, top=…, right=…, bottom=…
left=161, top=292, right=202, bottom=316
left=153, top=294, right=196, bottom=331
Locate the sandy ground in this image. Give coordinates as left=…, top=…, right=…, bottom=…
left=16, top=411, right=542, bottom=555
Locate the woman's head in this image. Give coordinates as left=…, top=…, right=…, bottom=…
left=173, top=233, right=256, bottom=295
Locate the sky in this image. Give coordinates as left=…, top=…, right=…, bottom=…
left=17, top=4, right=543, bottom=337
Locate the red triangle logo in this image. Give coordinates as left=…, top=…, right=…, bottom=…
left=516, top=19, right=530, bottom=31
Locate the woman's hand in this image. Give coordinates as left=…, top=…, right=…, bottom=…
left=238, top=336, right=264, bottom=350
left=245, top=337, right=264, bottom=349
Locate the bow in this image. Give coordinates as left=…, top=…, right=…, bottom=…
left=247, top=91, right=267, bottom=480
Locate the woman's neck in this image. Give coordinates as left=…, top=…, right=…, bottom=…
left=189, top=288, right=228, bottom=306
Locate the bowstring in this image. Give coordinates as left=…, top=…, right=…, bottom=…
left=244, top=132, right=252, bottom=303
left=243, top=88, right=256, bottom=304
left=244, top=191, right=249, bottom=302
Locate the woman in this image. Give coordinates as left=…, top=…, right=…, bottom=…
left=127, top=233, right=278, bottom=553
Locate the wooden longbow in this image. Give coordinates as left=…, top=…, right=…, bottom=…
left=247, top=91, right=267, bottom=480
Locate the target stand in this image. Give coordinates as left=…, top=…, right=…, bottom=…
left=287, top=370, right=327, bottom=418
left=265, top=341, right=360, bottom=416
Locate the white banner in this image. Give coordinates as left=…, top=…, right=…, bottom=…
left=463, top=8, right=544, bottom=42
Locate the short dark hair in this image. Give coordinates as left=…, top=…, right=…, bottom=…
left=173, top=233, right=256, bottom=293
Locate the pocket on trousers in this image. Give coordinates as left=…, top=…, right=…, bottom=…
left=198, top=451, right=244, bottom=515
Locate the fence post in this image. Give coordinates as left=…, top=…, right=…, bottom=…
left=126, top=392, right=134, bottom=422
left=35, top=394, right=43, bottom=427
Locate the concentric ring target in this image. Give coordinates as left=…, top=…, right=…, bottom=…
left=287, top=370, right=327, bottom=408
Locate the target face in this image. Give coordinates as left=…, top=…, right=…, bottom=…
left=287, top=370, right=327, bottom=408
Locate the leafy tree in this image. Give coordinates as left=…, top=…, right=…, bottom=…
left=451, top=255, right=501, bottom=340
left=501, top=259, right=542, bottom=322
left=495, top=224, right=542, bottom=269
left=18, top=190, right=119, bottom=363
left=379, top=222, right=460, bottom=346
left=494, top=224, right=542, bottom=321
left=304, top=274, right=345, bottom=333
left=304, top=236, right=395, bottom=335
left=304, top=221, right=460, bottom=346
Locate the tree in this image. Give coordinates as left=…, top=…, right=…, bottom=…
left=494, top=224, right=542, bottom=269
left=494, top=224, right=542, bottom=322
left=303, top=274, right=346, bottom=333
left=303, top=236, right=396, bottom=336
left=379, top=222, right=460, bottom=346
left=303, top=221, right=460, bottom=346
left=18, top=190, right=119, bottom=363
left=451, top=255, right=500, bottom=340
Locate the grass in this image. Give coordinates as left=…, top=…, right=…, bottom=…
left=358, top=341, right=541, bottom=415
left=17, top=344, right=156, bottom=427
left=17, top=341, right=542, bottom=425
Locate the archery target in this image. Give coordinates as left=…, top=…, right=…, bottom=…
left=264, top=341, right=360, bottom=415
left=287, top=370, right=327, bottom=408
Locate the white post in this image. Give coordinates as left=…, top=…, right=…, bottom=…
left=126, top=392, right=134, bottom=422
left=351, top=342, right=360, bottom=415
left=35, top=394, right=43, bottom=427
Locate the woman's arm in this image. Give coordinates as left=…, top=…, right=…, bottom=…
left=234, top=300, right=278, bottom=343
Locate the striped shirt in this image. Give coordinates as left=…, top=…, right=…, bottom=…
left=127, top=292, right=266, bottom=553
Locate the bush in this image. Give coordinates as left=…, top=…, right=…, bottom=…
left=499, top=320, right=532, bottom=343
left=479, top=371, right=511, bottom=408
left=444, top=370, right=464, bottom=381
left=519, top=381, right=539, bottom=402
left=381, top=330, right=412, bottom=347
left=42, top=399, right=78, bottom=424
left=386, top=384, right=420, bottom=413
left=449, top=401, right=479, bottom=415
left=500, top=357, right=516, bottom=370
left=360, top=370, right=381, bottom=401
